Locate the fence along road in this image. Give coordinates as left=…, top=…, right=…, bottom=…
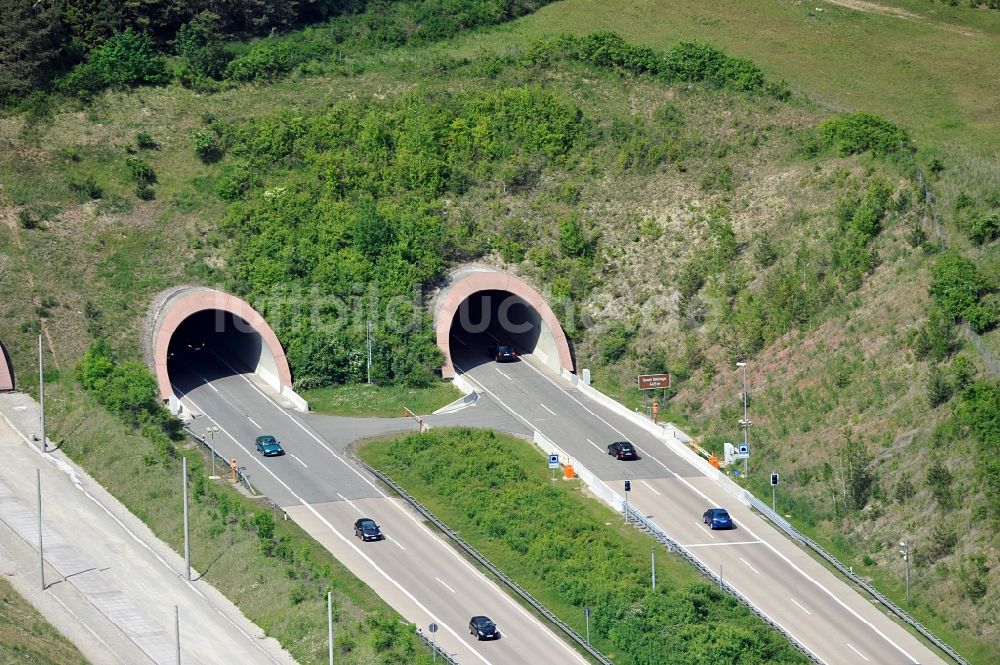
left=449, top=331, right=948, bottom=665
left=171, top=349, right=594, bottom=665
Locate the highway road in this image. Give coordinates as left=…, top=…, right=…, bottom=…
left=169, top=349, right=587, bottom=665
left=449, top=329, right=947, bottom=665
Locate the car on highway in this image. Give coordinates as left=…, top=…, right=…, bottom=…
left=703, top=508, right=734, bottom=530
left=354, top=518, right=383, bottom=542
left=469, top=615, right=499, bottom=640
left=607, top=441, right=638, bottom=460
left=487, top=343, right=517, bottom=362
left=254, top=434, right=284, bottom=457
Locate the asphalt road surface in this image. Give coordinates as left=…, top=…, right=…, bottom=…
left=449, top=329, right=947, bottom=665
left=170, top=349, right=588, bottom=665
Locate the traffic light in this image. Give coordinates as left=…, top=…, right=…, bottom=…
left=624, top=480, right=631, bottom=492
left=770, top=473, right=779, bottom=486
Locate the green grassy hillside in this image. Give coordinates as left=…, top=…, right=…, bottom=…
left=0, top=578, right=89, bottom=665
left=1, top=0, right=998, bottom=662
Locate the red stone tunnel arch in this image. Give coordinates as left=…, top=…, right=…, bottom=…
left=143, top=286, right=298, bottom=411
left=434, top=269, right=574, bottom=378
left=0, top=340, right=14, bottom=392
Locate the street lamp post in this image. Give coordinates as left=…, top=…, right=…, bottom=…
left=900, top=540, right=910, bottom=604
left=206, top=426, right=220, bottom=479
left=736, top=362, right=750, bottom=476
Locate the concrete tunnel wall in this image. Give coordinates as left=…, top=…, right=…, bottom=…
left=142, top=286, right=293, bottom=404
left=0, top=340, right=14, bottom=391
left=434, top=267, right=574, bottom=378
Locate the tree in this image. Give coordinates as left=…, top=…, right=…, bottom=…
left=0, top=0, right=65, bottom=105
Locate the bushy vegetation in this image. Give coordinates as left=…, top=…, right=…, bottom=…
left=362, top=428, right=808, bottom=665
left=930, top=251, right=997, bottom=333
left=77, top=340, right=180, bottom=445
left=0, top=0, right=558, bottom=105
left=525, top=31, right=787, bottom=97
left=216, top=84, right=586, bottom=387
left=818, top=112, right=911, bottom=158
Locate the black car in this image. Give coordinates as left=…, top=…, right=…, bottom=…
left=488, top=344, right=517, bottom=362
left=608, top=441, right=638, bottom=460
left=469, top=615, right=499, bottom=641
left=354, top=518, right=383, bottom=541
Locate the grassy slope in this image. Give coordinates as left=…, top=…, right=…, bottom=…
left=449, top=0, right=1000, bottom=156
left=0, top=1, right=997, bottom=661
left=0, top=577, right=89, bottom=665
left=301, top=381, right=460, bottom=417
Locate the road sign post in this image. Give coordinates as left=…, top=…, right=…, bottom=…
left=770, top=472, right=779, bottom=512
left=548, top=453, right=560, bottom=483
left=428, top=622, right=438, bottom=662
left=583, top=607, right=591, bottom=644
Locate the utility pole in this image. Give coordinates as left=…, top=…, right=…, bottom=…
left=38, top=335, right=46, bottom=453
left=206, top=427, right=219, bottom=479
left=900, top=540, right=910, bottom=604
left=366, top=319, right=372, bottom=385
left=736, top=361, right=750, bottom=476
left=651, top=549, right=656, bottom=589
left=583, top=607, right=591, bottom=645
left=327, top=591, right=334, bottom=665
left=182, top=457, right=190, bottom=581
left=175, top=606, right=181, bottom=665
left=38, top=469, right=44, bottom=590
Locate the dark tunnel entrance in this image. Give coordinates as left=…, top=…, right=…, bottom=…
left=448, top=290, right=553, bottom=372
left=166, top=310, right=279, bottom=395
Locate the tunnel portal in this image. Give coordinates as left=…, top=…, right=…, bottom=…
left=144, top=286, right=302, bottom=412
left=434, top=269, right=574, bottom=378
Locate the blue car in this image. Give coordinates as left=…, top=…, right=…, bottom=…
left=703, top=508, right=734, bottom=530
left=255, top=435, right=284, bottom=457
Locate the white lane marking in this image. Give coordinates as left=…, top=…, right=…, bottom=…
left=847, top=643, right=869, bottom=662
left=540, top=403, right=557, bottom=416
left=290, top=453, right=308, bottom=468
left=387, top=536, right=406, bottom=551
left=683, top=541, right=764, bottom=548
left=5, top=407, right=283, bottom=664
left=215, top=355, right=583, bottom=662
left=181, top=395, right=496, bottom=665
left=49, top=593, right=129, bottom=665
left=337, top=493, right=362, bottom=514
left=247, top=416, right=261, bottom=429
left=739, top=557, right=760, bottom=575
left=639, top=480, right=661, bottom=495
left=514, top=356, right=920, bottom=664
left=790, top=597, right=812, bottom=615
left=699, top=523, right=716, bottom=538
left=211, top=353, right=387, bottom=498
left=585, top=438, right=604, bottom=453
left=495, top=367, right=512, bottom=381
left=436, top=577, right=456, bottom=594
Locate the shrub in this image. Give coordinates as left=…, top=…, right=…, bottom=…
left=175, top=13, right=229, bottom=80
left=135, top=184, right=156, bottom=200
left=135, top=131, right=158, bottom=150
left=966, top=212, right=1000, bottom=245
left=925, top=454, right=954, bottom=508
left=599, top=321, right=635, bottom=363
left=193, top=128, right=222, bottom=163
left=68, top=175, right=103, bottom=200
left=17, top=208, right=40, bottom=229
left=929, top=252, right=996, bottom=328
left=124, top=155, right=156, bottom=185
left=819, top=112, right=910, bottom=157
left=59, top=29, right=167, bottom=96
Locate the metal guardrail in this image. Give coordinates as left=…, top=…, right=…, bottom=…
left=621, top=503, right=823, bottom=664
left=183, top=427, right=258, bottom=496
left=355, top=458, right=614, bottom=665
left=415, top=628, right=461, bottom=664
left=744, top=493, right=969, bottom=665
